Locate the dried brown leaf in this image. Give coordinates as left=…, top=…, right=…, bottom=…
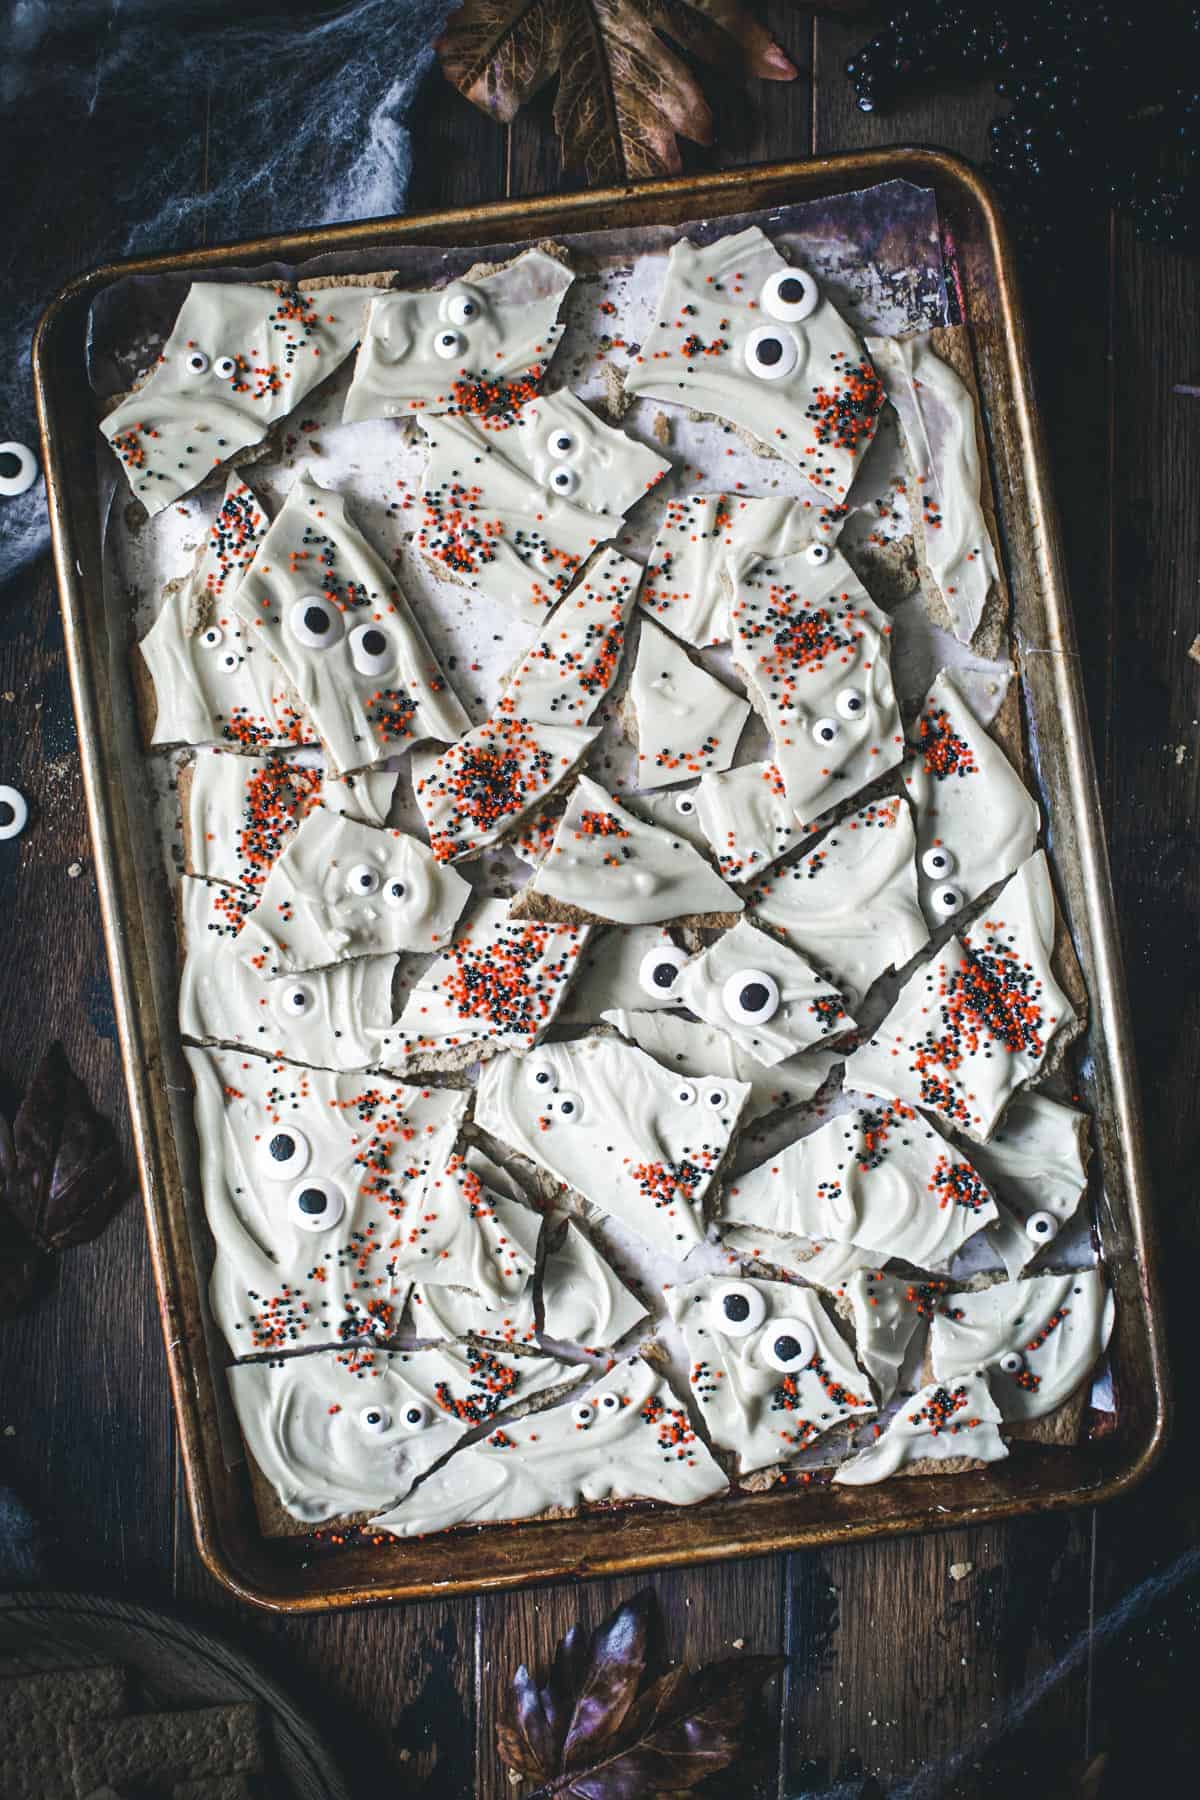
left=4, top=1042, right=127, bottom=1252
left=497, top=1587, right=783, bottom=1799
left=438, top=0, right=798, bottom=186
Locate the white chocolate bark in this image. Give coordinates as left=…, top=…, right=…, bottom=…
left=343, top=248, right=573, bottom=423
left=720, top=1227, right=878, bottom=1291
left=747, top=795, right=929, bottom=1009
left=867, top=333, right=999, bottom=643
left=475, top=1035, right=750, bottom=1256
left=497, top=548, right=641, bottom=725
left=138, top=477, right=311, bottom=749
left=179, top=876, right=398, bottom=1070
left=406, top=1281, right=538, bottom=1348
left=730, top=546, right=902, bottom=825
left=602, top=1009, right=836, bottom=1123
left=372, top=1358, right=728, bottom=1536
left=391, top=898, right=590, bottom=1055
left=843, top=1269, right=947, bottom=1405
left=625, top=785, right=710, bottom=852
left=392, top=1133, right=543, bottom=1303
left=720, top=1103, right=998, bottom=1271
left=624, top=228, right=883, bottom=500
left=844, top=851, right=1073, bottom=1141
left=902, top=670, right=1039, bottom=926
left=541, top=1219, right=649, bottom=1348
left=228, top=1340, right=578, bottom=1523
left=969, top=1091, right=1091, bottom=1268
left=674, top=917, right=853, bottom=1066
left=529, top=775, right=742, bottom=924
left=557, top=925, right=688, bottom=1022
left=641, top=492, right=829, bottom=648
left=930, top=1269, right=1113, bottom=1422
left=231, top=476, right=468, bottom=773
left=184, top=749, right=396, bottom=894
left=833, top=1373, right=1007, bottom=1486
left=666, top=1274, right=874, bottom=1472
left=412, top=718, right=598, bottom=862
left=628, top=618, right=750, bottom=789
left=694, top=761, right=805, bottom=882
left=103, top=281, right=373, bottom=514
left=235, top=806, right=470, bottom=973
left=186, top=1045, right=466, bottom=1355
left=414, top=393, right=668, bottom=618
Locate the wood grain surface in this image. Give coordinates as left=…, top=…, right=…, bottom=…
left=3, top=8, right=1198, bottom=1795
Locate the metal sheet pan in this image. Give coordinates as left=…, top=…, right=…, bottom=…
left=32, top=150, right=1170, bottom=1612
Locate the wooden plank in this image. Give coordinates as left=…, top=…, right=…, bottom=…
left=474, top=1556, right=786, bottom=1800
left=405, top=62, right=508, bottom=213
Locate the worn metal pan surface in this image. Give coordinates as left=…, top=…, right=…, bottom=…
left=32, top=149, right=1169, bottom=1611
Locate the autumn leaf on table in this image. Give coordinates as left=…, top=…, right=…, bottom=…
left=438, top=0, right=799, bottom=185
left=2, top=1042, right=127, bottom=1254
left=497, top=1587, right=784, bottom=1797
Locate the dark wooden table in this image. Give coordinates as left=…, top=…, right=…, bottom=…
left=3, top=11, right=1199, bottom=1795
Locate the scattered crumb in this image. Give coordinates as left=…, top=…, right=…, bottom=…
left=652, top=410, right=672, bottom=447
left=68, top=861, right=82, bottom=878
left=508, top=1771, right=523, bottom=1788
left=3, top=1425, right=14, bottom=1437
left=731, top=1637, right=745, bottom=1649
left=1189, top=634, right=1200, bottom=665
left=949, top=1561, right=974, bottom=1581
left=397, top=1748, right=411, bottom=1764
left=1, top=691, right=13, bottom=703
left=1174, top=745, right=1188, bottom=766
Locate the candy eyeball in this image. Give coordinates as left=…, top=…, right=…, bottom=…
left=930, top=884, right=963, bottom=918
left=805, top=541, right=832, bottom=567
left=548, top=465, right=580, bottom=497
left=638, top=944, right=688, bottom=997
left=184, top=349, right=210, bottom=375
left=348, top=622, right=395, bottom=678
left=572, top=1400, right=596, bottom=1428
left=921, top=846, right=956, bottom=879
left=525, top=1059, right=556, bottom=1093
left=744, top=325, right=799, bottom=382
left=674, top=1081, right=698, bottom=1108
left=199, top=626, right=223, bottom=650
left=708, top=1279, right=766, bottom=1338
left=213, top=355, right=238, bottom=380
left=760, top=267, right=820, bottom=323
left=553, top=1091, right=584, bottom=1122
left=289, top=1178, right=347, bottom=1233
left=722, top=968, right=780, bottom=1026
left=1025, top=1210, right=1059, bottom=1245
left=811, top=716, right=840, bottom=747
left=0, top=786, right=29, bottom=840
left=289, top=595, right=344, bottom=650
left=217, top=647, right=240, bottom=673
left=835, top=687, right=866, bottom=720
left=546, top=428, right=577, bottom=459
left=359, top=1405, right=391, bottom=1434
left=0, top=442, right=38, bottom=499
left=433, top=328, right=465, bottom=360
left=257, top=1127, right=310, bottom=1180
left=276, top=981, right=315, bottom=1019
left=346, top=864, right=381, bottom=898
left=382, top=876, right=409, bottom=907
left=998, top=1350, right=1025, bottom=1375
left=443, top=288, right=482, bottom=327
left=674, top=793, right=697, bottom=817
left=598, top=1391, right=622, bottom=1415
left=761, top=1318, right=817, bottom=1373
left=401, top=1401, right=431, bottom=1431
left=701, top=1084, right=729, bottom=1111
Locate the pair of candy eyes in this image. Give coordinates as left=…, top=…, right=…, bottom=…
left=183, top=351, right=240, bottom=379
left=742, top=268, right=821, bottom=382
left=571, top=1391, right=625, bottom=1428
left=431, top=285, right=487, bottom=358
left=359, top=1402, right=430, bottom=1434
left=344, top=864, right=409, bottom=904
left=919, top=846, right=965, bottom=917
left=805, top=689, right=867, bottom=745
left=709, top=1282, right=819, bottom=1370
left=637, top=945, right=782, bottom=1028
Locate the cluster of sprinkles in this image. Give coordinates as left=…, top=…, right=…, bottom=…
left=929, top=1154, right=993, bottom=1214
left=639, top=1391, right=704, bottom=1465
left=909, top=1384, right=980, bottom=1438
left=918, top=704, right=978, bottom=780
left=410, top=918, right=586, bottom=1047
left=415, top=719, right=576, bottom=862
